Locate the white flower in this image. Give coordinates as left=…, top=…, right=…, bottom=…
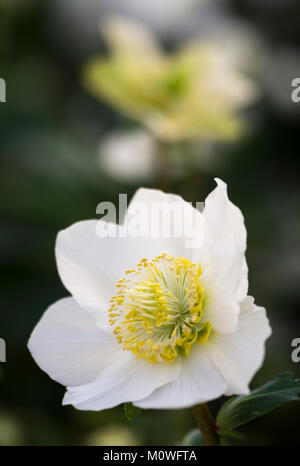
left=83, top=17, right=259, bottom=143
left=98, top=129, right=188, bottom=182
left=28, top=179, right=271, bottom=410
left=98, top=130, right=157, bottom=182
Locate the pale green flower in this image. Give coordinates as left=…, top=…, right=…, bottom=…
left=82, top=17, right=258, bottom=142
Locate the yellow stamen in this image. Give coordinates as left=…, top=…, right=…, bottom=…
left=109, top=254, right=211, bottom=364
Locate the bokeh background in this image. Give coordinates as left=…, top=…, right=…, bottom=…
left=1, top=0, right=300, bottom=446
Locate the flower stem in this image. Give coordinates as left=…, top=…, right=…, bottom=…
left=192, top=403, right=220, bottom=446
left=155, top=140, right=172, bottom=192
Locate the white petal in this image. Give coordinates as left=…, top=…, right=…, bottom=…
left=56, top=220, right=122, bottom=332
left=209, top=296, right=271, bottom=395
left=202, top=178, right=248, bottom=300
left=63, top=351, right=181, bottom=411
left=125, top=188, right=204, bottom=259
left=55, top=188, right=205, bottom=333
left=195, top=178, right=248, bottom=334
left=101, top=16, right=162, bottom=59
left=134, top=345, right=228, bottom=409
left=55, top=214, right=202, bottom=332
left=98, top=130, right=156, bottom=182
left=202, top=178, right=246, bottom=252
left=200, top=240, right=244, bottom=334
left=28, top=297, right=119, bottom=387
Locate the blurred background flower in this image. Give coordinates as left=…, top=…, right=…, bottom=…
left=98, top=130, right=157, bottom=182
left=0, top=412, right=25, bottom=446
left=97, top=129, right=232, bottom=183
left=0, top=0, right=300, bottom=446
left=83, top=17, right=258, bottom=143
left=85, top=424, right=141, bottom=446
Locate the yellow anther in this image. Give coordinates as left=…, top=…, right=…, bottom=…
left=109, top=253, right=210, bottom=364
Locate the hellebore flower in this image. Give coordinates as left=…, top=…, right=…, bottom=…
left=28, top=179, right=271, bottom=410
left=82, top=17, right=258, bottom=143
left=98, top=130, right=157, bottom=182
left=98, top=129, right=187, bottom=182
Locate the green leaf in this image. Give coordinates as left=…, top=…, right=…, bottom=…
left=181, top=429, right=203, bottom=446
left=217, top=372, right=300, bottom=433
left=220, top=430, right=245, bottom=446
left=123, top=403, right=143, bottom=421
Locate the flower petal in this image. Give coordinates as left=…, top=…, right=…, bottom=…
left=200, top=239, right=244, bottom=334
left=134, top=345, right=228, bottom=409
left=209, top=296, right=271, bottom=395
left=28, top=297, right=119, bottom=387
left=195, top=178, right=248, bottom=334
left=125, top=187, right=204, bottom=259
left=56, top=220, right=122, bottom=332
left=99, top=130, right=156, bottom=182
left=101, top=16, right=162, bottom=60
left=201, top=178, right=247, bottom=297
left=205, top=177, right=245, bottom=241
left=55, top=209, right=202, bottom=332
left=63, top=351, right=181, bottom=411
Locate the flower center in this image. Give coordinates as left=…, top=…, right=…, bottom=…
left=109, top=253, right=211, bottom=364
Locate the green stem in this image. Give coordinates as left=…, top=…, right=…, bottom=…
left=192, top=403, right=220, bottom=446
left=155, top=139, right=172, bottom=192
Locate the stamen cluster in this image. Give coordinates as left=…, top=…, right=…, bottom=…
left=109, top=253, right=211, bottom=363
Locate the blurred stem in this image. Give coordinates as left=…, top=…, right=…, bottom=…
left=192, top=403, right=220, bottom=446
left=185, top=141, right=207, bottom=202
left=155, top=139, right=172, bottom=192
